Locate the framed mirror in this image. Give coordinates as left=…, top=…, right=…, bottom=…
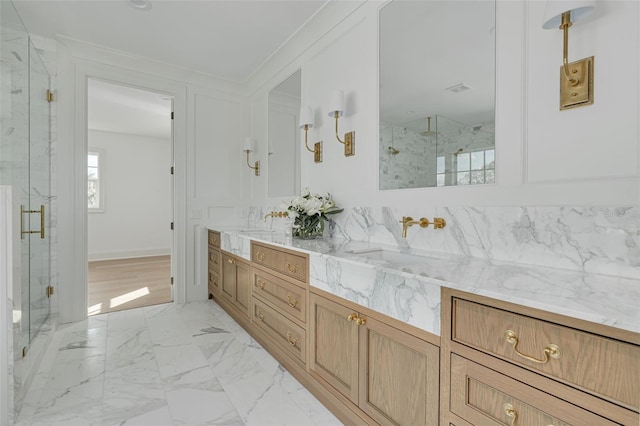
left=268, top=69, right=301, bottom=197
left=379, top=0, right=496, bottom=190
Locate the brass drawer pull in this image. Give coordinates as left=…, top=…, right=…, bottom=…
left=256, top=251, right=265, bottom=262
left=347, top=313, right=358, bottom=322
left=286, top=294, right=298, bottom=308
left=503, top=403, right=517, bottom=426
left=286, top=263, right=298, bottom=273
left=256, top=309, right=264, bottom=321
left=227, top=258, right=235, bottom=264
left=504, top=330, right=562, bottom=364
left=286, top=331, right=298, bottom=346
left=256, top=279, right=266, bottom=289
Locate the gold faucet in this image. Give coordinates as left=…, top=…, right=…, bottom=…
left=263, top=211, right=288, bottom=222
left=400, top=216, right=446, bottom=238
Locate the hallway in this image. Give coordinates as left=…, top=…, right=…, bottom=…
left=16, top=301, right=340, bottom=426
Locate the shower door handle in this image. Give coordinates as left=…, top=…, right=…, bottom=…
left=20, top=205, right=45, bottom=239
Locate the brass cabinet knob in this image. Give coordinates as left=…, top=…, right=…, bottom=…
left=256, top=251, right=265, bottom=262
left=286, top=263, right=298, bottom=273
left=256, top=279, right=266, bottom=290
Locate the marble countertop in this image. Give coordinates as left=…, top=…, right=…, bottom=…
left=208, top=226, right=640, bottom=337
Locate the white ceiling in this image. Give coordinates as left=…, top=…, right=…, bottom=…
left=379, top=0, right=495, bottom=130
left=13, top=0, right=327, bottom=138
left=13, top=0, right=327, bottom=82
left=88, top=79, right=172, bottom=139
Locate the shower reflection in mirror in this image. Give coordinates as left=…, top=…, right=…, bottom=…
left=379, top=0, right=496, bottom=190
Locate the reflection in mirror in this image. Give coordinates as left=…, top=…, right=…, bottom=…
left=268, top=69, right=301, bottom=197
left=379, top=0, right=496, bottom=190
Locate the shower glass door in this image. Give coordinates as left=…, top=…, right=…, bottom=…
left=26, top=39, right=51, bottom=344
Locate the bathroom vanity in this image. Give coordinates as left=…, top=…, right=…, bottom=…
left=207, top=228, right=639, bottom=426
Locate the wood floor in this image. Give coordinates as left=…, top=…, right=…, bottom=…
left=87, top=255, right=172, bottom=316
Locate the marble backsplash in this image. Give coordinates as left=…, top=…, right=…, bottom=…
left=248, top=205, right=640, bottom=279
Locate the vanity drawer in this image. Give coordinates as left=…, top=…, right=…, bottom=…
left=253, top=298, right=306, bottom=365
left=208, top=270, right=220, bottom=295
left=208, top=247, right=221, bottom=269
left=450, top=353, right=618, bottom=425
left=251, top=242, right=308, bottom=283
left=452, top=298, right=640, bottom=410
left=208, top=230, right=221, bottom=248
left=253, top=269, right=306, bottom=324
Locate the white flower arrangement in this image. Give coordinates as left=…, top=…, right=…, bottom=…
left=283, top=189, right=343, bottom=238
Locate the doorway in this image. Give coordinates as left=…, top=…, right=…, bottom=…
left=86, top=78, right=174, bottom=315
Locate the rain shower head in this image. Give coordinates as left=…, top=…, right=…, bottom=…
left=420, top=116, right=437, bottom=136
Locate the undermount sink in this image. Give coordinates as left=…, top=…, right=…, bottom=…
left=347, top=248, right=436, bottom=265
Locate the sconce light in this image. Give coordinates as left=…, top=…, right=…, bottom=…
left=327, top=89, right=355, bottom=157
left=243, top=137, right=260, bottom=176
left=542, top=0, right=595, bottom=110
left=299, top=106, right=322, bottom=163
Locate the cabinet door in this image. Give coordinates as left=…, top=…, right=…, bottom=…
left=309, top=293, right=359, bottom=404
left=359, top=316, right=439, bottom=426
left=221, top=254, right=236, bottom=302
left=234, top=259, right=250, bottom=316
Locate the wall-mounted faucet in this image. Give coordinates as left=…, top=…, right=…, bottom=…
left=264, top=211, right=288, bottom=222
left=400, top=216, right=446, bottom=238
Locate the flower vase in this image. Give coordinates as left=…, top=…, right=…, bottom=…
left=292, top=216, right=325, bottom=239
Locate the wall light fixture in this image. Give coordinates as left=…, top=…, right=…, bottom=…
left=542, top=0, right=596, bottom=110
left=327, top=90, right=355, bottom=157
left=243, top=137, right=260, bottom=176
left=299, top=106, right=322, bottom=163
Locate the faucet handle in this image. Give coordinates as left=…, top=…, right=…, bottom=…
left=432, top=217, right=446, bottom=229
left=418, top=217, right=430, bottom=228
left=400, top=216, right=413, bottom=224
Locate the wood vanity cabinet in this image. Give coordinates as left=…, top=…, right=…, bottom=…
left=250, top=241, right=309, bottom=367
left=207, top=231, right=221, bottom=297
left=440, top=288, right=640, bottom=426
left=220, top=252, right=251, bottom=318
left=309, top=292, right=440, bottom=426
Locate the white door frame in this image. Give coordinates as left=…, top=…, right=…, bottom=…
left=57, top=58, right=187, bottom=323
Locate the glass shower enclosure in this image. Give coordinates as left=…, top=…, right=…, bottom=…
left=0, top=0, right=52, bottom=361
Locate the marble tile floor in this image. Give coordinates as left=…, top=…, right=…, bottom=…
left=15, top=301, right=342, bottom=426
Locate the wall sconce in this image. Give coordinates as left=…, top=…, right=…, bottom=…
left=542, top=0, right=596, bottom=110
left=327, top=89, right=355, bottom=157
left=299, top=106, right=322, bottom=163
left=243, top=137, right=260, bottom=176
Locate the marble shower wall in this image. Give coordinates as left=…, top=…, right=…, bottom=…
left=379, top=117, right=495, bottom=190
left=242, top=204, right=639, bottom=279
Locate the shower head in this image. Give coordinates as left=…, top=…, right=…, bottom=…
left=420, top=116, right=437, bottom=136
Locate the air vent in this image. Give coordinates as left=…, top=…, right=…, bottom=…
left=445, top=83, right=472, bottom=94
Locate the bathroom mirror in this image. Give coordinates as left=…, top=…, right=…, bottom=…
left=379, top=0, right=496, bottom=190
left=268, top=69, right=301, bottom=197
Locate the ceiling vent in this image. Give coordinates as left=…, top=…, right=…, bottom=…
left=445, top=83, right=472, bottom=94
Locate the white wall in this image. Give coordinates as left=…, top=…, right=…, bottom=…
left=87, top=130, right=171, bottom=260
left=243, top=1, right=639, bottom=208
left=56, top=36, right=247, bottom=322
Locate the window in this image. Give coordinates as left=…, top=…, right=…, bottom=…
left=455, top=148, right=495, bottom=186
left=88, top=150, right=104, bottom=212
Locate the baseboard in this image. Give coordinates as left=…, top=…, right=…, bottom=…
left=88, top=248, right=170, bottom=261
